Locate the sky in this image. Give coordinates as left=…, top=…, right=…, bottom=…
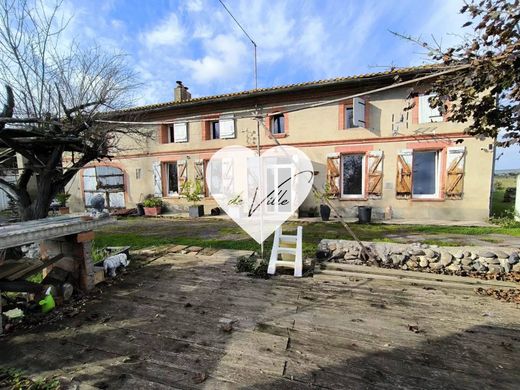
left=59, top=0, right=518, bottom=169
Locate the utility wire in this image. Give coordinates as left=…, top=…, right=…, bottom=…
left=218, top=0, right=258, bottom=89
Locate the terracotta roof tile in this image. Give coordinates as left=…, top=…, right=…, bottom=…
left=120, top=64, right=444, bottom=113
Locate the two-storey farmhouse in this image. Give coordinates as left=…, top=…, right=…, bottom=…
left=67, top=65, right=495, bottom=222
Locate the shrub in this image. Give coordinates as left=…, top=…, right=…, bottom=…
left=181, top=180, right=204, bottom=204
left=55, top=192, right=71, bottom=207
left=142, top=197, right=163, bottom=208
left=235, top=255, right=269, bottom=278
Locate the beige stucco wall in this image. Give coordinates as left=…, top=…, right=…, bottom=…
left=67, top=86, right=494, bottom=221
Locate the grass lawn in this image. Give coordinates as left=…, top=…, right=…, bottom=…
left=94, top=217, right=520, bottom=258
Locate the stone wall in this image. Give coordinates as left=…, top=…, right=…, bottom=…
left=317, top=240, right=520, bottom=276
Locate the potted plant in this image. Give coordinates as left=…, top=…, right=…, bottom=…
left=56, top=192, right=71, bottom=214
left=313, top=183, right=334, bottom=221
left=142, top=196, right=163, bottom=216
left=227, top=193, right=244, bottom=219
left=181, top=180, right=204, bottom=217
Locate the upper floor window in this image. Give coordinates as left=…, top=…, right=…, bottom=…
left=271, top=114, right=285, bottom=134
left=169, top=122, right=188, bottom=143
left=345, top=107, right=355, bottom=128
left=418, top=94, right=443, bottom=123
left=210, top=120, right=220, bottom=139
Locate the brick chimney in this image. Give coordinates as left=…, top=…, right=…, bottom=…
left=174, top=81, right=191, bottom=102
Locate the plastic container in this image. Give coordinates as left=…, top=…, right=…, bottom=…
left=358, top=206, right=372, bottom=224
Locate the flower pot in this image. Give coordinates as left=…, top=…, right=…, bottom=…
left=320, top=204, right=331, bottom=221
left=189, top=205, right=204, bottom=218
left=144, top=206, right=161, bottom=216
left=59, top=206, right=70, bottom=215
left=136, top=203, right=145, bottom=216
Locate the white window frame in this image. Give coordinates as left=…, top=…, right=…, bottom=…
left=412, top=150, right=440, bottom=199
left=166, top=161, right=180, bottom=196
left=340, top=153, right=366, bottom=199
left=419, top=94, right=443, bottom=123
left=169, top=122, right=188, bottom=143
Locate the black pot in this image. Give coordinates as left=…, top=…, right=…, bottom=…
left=189, top=205, right=204, bottom=218
left=136, top=203, right=144, bottom=216
left=320, top=204, right=331, bottom=221
left=358, top=206, right=372, bottom=224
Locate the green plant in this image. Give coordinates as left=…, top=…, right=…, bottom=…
left=55, top=192, right=71, bottom=207
left=494, top=181, right=504, bottom=191
left=490, top=209, right=520, bottom=228
left=181, top=180, right=204, bottom=204
left=142, top=197, right=163, bottom=208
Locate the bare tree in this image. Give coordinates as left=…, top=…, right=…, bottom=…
left=0, top=0, right=150, bottom=220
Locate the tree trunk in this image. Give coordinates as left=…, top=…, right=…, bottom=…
left=18, top=172, right=61, bottom=221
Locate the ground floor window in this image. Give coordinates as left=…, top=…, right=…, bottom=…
left=83, top=166, right=125, bottom=208
left=167, top=162, right=179, bottom=195
left=412, top=150, right=439, bottom=198
left=341, top=154, right=365, bottom=197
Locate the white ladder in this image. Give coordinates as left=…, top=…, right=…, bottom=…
left=268, top=226, right=303, bottom=277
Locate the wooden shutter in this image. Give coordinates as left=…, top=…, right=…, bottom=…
left=219, top=116, right=235, bottom=139
left=152, top=161, right=162, bottom=197
left=419, top=94, right=442, bottom=123
left=173, top=123, right=188, bottom=142
left=396, top=150, right=413, bottom=199
left=326, top=153, right=340, bottom=197
left=177, top=160, right=187, bottom=190
left=446, top=146, right=465, bottom=199
left=194, top=159, right=206, bottom=195
left=367, top=150, right=383, bottom=198
left=159, top=124, right=168, bottom=144
left=353, top=97, right=366, bottom=127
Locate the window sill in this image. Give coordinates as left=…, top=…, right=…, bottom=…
left=410, top=197, right=445, bottom=202
left=272, top=133, right=287, bottom=138
left=339, top=196, right=367, bottom=201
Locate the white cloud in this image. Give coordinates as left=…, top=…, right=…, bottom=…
left=180, top=34, right=248, bottom=85
left=141, top=13, right=185, bottom=48
left=185, top=0, right=204, bottom=13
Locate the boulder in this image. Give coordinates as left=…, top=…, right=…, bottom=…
left=487, top=264, right=501, bottom=274
left=409, top=248, right=425, bottom=256
left=463, top=251, right=472, bottom=258
left=508, top=252, right=519, bottom=265
left=470, top=253, right=478, bottom=260
left=430, top=262, right=443, bottom=271
left=499, top=258, right=511, bottom=273
left=419, top=257, right=429, bottom=268
left=495, top=250, right=509, bottom=259
left=461, top=258, right=473, bottom=267
left=440, top=252, right=453, bottom=266
left=473, top=261, right=487, bottom=273
left=481, top=257, right=500, bottom=265
left=513, top=262, right=520, bottom=272
left=424, top=249, right=436, bottom=258
left=453, top=251, right=464, bottom=259
left=391, top=254, right=406, bottom=265
left=328, top=243, right=337, bottom=251
left=446, top=264, right=461, bottom=273
left=479, top=251, right=497, bottom=258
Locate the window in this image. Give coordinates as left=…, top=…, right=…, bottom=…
left=412, top=150, right=439, bottom=198
left=168, top=123, right=188, bottom=143
left=167, top=162, right=179, bottom=195
left=345, top=107, right=355, bottom=128
left=210, top=120, right=220, bottom=139
left=83, top=166, right=125, bottom=208
left=418, top=94, right=443, bottom=123
left=341, top=154, right=365, bottom=197
left=271, top=114, right=285, bottom=134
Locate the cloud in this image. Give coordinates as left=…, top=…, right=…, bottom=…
left=184, top=0, right=204, bottom=13
left=140, top=13, right=185, bottom=48
left=180, top=34, right=248, bottom=85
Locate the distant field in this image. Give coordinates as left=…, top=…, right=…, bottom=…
left=491, top=175, right=517, bottom=217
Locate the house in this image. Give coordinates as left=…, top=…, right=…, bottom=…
left=67, top=65, right=495, bottom=222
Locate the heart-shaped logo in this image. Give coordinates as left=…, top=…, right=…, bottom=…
left=207, top=145, right=314, bottom=243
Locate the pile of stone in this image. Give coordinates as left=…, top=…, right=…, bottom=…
left=317, top=239, right=520, bottom=276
